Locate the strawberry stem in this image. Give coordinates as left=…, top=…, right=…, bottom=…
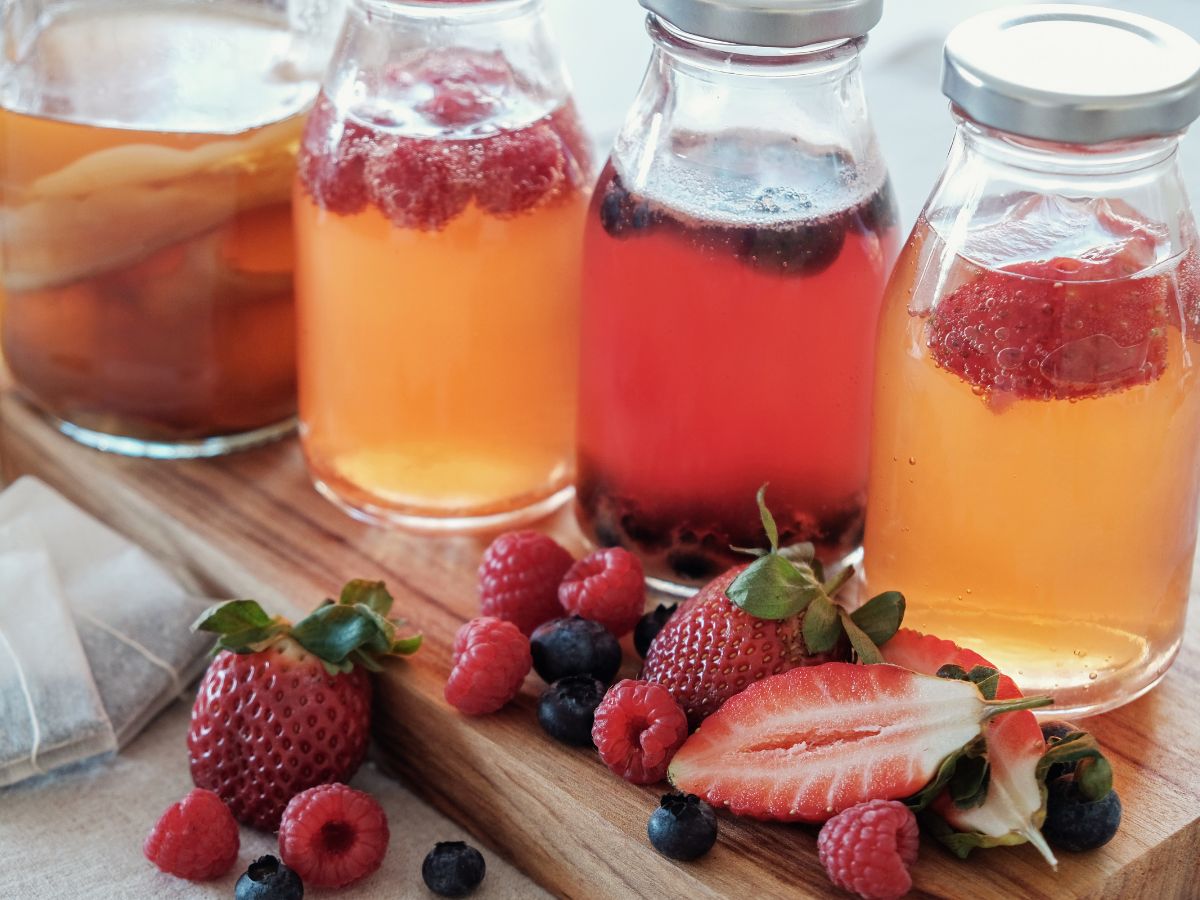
left=823, top=565, right=855, bottom=599
left=980, top=695, right=1053, bottom=719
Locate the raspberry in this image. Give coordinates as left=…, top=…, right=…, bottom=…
left=591, top=679, right=688, bottom=784
left=298, top=93, right=375, bottom=216
left=144, top=788, right=239, bottom=881
left=444, top=617, right=532, bottom=715
left=365, top=136, right=475, bottom=231
left=278, top=784, right=389, bottom=889
left=817, top=799, right=919, bottom=900
left=478, top=531, right=574, bottom=635
left=558, top=547, right=646, bottom=637
left=475, top=124, right=567, bottom=217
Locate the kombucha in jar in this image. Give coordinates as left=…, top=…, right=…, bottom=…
left=295, top=0, right=592, bottom=529
left=864, top=6, right=1200, bottom=715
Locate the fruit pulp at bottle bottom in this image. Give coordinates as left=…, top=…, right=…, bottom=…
left=577, top=169, right=898, bottom=589
left=864, top=237, right=1200, bottom=715
left=296, top=193, right=587, bottom=525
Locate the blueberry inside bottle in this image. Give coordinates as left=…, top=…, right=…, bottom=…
left=576, top=0, right=899, bottom=592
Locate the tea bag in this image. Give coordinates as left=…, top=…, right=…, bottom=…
left=0, top=478, right=216, bottom=783
left=0, top=525, right=115, bottom=787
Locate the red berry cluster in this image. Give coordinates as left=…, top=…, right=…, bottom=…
left=145, top=783, right=389, bottom=889
left=445, top=532, right=647, bottom=715
left=298, top=51, right=591, bottom=232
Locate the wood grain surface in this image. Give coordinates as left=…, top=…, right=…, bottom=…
left=2, top=391, right=1197, bottom=899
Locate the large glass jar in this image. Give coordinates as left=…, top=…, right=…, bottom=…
left=0, top=0, right=327, bottom=457
left=576, top=0, right=898, bottom=593
left=296, top=0, right=592, bottom=530
left=864, top=6, right=1200, bottom=715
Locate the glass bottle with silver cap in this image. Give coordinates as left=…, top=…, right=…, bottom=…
left=864, top=5, right=1200, bottom=715
left=576, top=0, right=899, bottom=594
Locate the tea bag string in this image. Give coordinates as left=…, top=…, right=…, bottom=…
left=0, top=624, right=45, bottom=775
left=76, top=610, right=185, bottom=698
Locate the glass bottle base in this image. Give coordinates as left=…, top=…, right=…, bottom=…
left=49, top=413, right=296, bottom=459
left=1024, top=634, right=1182, bottom=720
left=310, top=472, right=575, bottom=534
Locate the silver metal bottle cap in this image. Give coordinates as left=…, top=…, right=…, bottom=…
left=943, top=5, right=1200, bottom=144
left=638, top=0, right=883, bottom=49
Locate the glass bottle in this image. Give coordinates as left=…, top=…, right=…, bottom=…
left=296, top=0, right=592, bottom=530
left=864, top=6, right=1200, bottom=715
left=576, top=0, right=898, bottom=593
left=0, top=0, right=328, bottom=457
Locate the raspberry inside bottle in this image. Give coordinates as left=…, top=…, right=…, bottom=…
left=295, top=0, right=592, bottom=529
left=863, top=7, right=1200, bottom=715
left=576, top=0, right=898, bottom=592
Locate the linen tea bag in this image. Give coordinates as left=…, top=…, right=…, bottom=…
left=0, top=525, right=114, bottom=787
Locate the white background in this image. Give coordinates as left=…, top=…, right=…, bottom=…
left=545, top=0, right=1200, bottom=223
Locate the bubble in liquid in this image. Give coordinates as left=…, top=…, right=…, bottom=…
left=1089, top=672, right=1099, bottom=680
left=907, top=457, right=916, bottom=466
left=1073, top=649, right=1087, bottom=658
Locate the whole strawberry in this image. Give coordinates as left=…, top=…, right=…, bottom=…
left=188, top=580, right=421, bottom=831
left=642, top=487, right=904, bottom=726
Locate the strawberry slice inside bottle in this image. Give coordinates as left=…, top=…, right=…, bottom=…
left=926, top=199, right=1174, bottom=403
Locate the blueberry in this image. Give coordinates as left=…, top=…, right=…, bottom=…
left=422, top=842, right=486, bottom=897
left=734, top=218, right=846, bottom=276
left=235, top=855, right=304, bottom=900
left=537, top=675, right=606, bottom=746
left=1040, top=720, right=1083, bottom=781
left=598, top=175, right=657, bottom=238
left=647, top=793, right=718, bottom=861
left=530, top=616, right=622, bottom=683
left=634, top=604, right=678, bottom=658
left=1042, top=776, right=1122, bottom=852
left=854, top=179, right=899, bottom=235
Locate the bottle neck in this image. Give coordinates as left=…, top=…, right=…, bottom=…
left=327, top=0, right=569, bottom=136
left=952, top=114, right=1183, bottom=181
left=648, top=14, right=865, bottom=81
left=350, top=0, right=544, bottom=23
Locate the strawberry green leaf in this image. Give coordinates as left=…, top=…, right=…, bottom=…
left=778, top=542, right=816, bottom=564
left=729, top=545, right=768, bottom=558
left=937, top=664, right=971, bottom=681
left=802, top=594, right=841, bottom=653
left=213, top=624, right=287, bottom=654
left=839, top=610, right=884, bottom=664
left=392, top=633, right=423, bottom=656
left=291, top=604, right=391, bottom=665
left=339, top=580, right=395, bottom=617
left=728, top=554, right=819, bottom=620
left=755, top=484, right=778, bottom=552
left=906, top=737, right=984, bottom=811
left=192, top=599, right=273, bottom=635
left=849, top=591, right=905, bottom=645
left=919, top=810, right=1031, bottom=858
left=1075, top=756, right=1114, bottom=800
left=964, top=667, right=1001, bottom=700
left=809, top=557, right=826, bottom=583
left=1038, top=732, right=1112, bottom=799
left=822, top=565, right=856, bottom=599
left=950, top=756, right=991, bottom=809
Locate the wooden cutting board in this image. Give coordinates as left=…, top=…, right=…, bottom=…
left=2, top=391, right=1197, bottom=900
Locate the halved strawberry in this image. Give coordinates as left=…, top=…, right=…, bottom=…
left=668, top=663, right=1048, bottom=823
left=881, top=629, right=1055, bottom=866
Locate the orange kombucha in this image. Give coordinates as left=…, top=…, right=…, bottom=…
left=865, top=218, right=1200, bottom=714
left=295, top=91, right=591, bottom=526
